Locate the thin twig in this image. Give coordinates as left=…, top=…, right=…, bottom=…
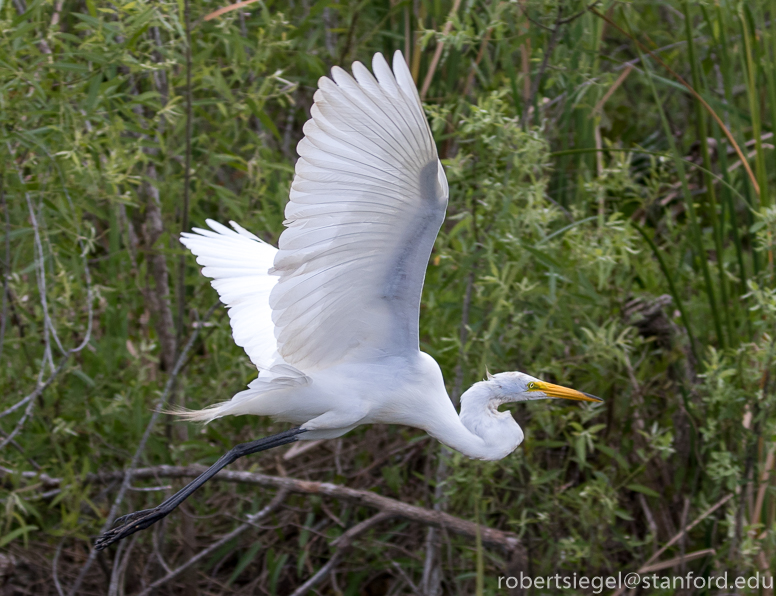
left=290, top=511, right=396, bottom=596
left=177, top=0, right=193, bottom=353
left=419, top=0, right=463, bottom=100
left=462, top=27, right=493, bottom=98
left=0, top=175, right=9, bottom=364
left=152, top=522, right=173, bottom=575
left=517, top=1, right=600, bottom=31
left=591, top=65, right=633, bottom=116
left=610, top=494, right=733, bottom=596
left=25, top=190, right=66, bottom=360
left=638, top=548, right=715, bottom=574
left=0, top=426, right=40, bottom=469
left=28, top=139, right=94, bottom=353
left=134, top=489, right=288, bottom=596
left=523, top=5, right=563, bottom=128
left=290, top=549, right=347, bottom=596
left=203, top=0, right=260, bottom=22
left=67, top=302, right=219, bottom=596
left=646, top=495, right=731, bottom=566
left=589, top=6, right=759, bottom=196
left=107, top=534, right=137, bottom=596
left=52, top=539, right=65, bottom=596
left=0, top=356, right=68, bottom=450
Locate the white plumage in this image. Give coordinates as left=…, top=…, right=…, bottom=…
left=179, top=220, right=279, bottom=371
left=179, top=51, right=599, bottom=459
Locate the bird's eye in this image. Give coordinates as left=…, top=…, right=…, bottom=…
left=529, top=382, right=535, bottom=390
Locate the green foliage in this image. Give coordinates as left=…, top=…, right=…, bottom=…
left=2, top=0, right=776, bottom=592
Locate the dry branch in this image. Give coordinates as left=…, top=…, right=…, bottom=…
left=141, top=168, right=177, bottom=372
left=133, top=489, right=288, bottom=596
left=0, top=177, right=8, bottom=365
left=5, top=464, right=521, bottom=553
left=117, top=465, right=521, bottom=551
left=638, top=548, right=715, bottom=574
left=203, top=0, right=261, bottom=22
left=1, top=144, right=94, bottom=452
left=610, top=494, right=732, bottom=596
left=290, top=511, right=396, bottom=596
left=66, top=302, right=218, bottom=596
left=419, top=0, right=463, bottom=100
left=177, top=0, right=194, bottom=354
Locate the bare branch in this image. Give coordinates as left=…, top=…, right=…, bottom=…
left=107, top=534, right=136, bottom=596
left=141, top=168, right=178, bottom=372
left=419, top=0, right=463, bottom=100
left=134, top=489, right=288, bottom=596
left=1, top=141, right=95, bottom=450
left=177, top=0, right=194, bottom=353
left=3, top=460, right=522, bottom=553
left=0, top=176, right=9, bottom=363
left=0, top=356, right=68, bottom=450
left=52, top=539, right=65, bottom=596
left=14, top=463, right=523, bottom=553
left=610, top=494, right=733, bottom=596
left=291, top=511, right=396, bottom=596
left=67, top=302, right=219, bottom=596
left=523, top=5, right=563, bottom=128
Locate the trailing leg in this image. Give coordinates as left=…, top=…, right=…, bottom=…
left=94, top=427, right=306, bottom=550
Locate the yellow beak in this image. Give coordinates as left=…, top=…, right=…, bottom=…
left=532, top=381, right=603, bottom=403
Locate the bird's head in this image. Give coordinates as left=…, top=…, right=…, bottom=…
left=481, top=371, right=602, bottom=405
left=455, top=371, right=601, bottom=459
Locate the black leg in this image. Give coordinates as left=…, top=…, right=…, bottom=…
left=94, top=427, right=306, bottom=550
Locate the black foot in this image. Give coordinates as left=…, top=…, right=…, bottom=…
left=94, top=507, right=167, bottom=551
left=94, top=428, right=306, bottom=551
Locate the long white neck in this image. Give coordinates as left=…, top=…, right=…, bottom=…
left=425, top=381, right=524, bottom=461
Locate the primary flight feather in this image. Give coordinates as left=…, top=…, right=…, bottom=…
left=95, top=50, right=600, bottom=550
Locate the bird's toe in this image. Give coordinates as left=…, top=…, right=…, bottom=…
left=94, top=507, right=165, bottom=550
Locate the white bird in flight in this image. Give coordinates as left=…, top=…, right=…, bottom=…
left=95, top=50, right=600, bottom=550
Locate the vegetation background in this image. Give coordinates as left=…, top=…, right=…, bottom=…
left=1, top=0, right=776, bottom=593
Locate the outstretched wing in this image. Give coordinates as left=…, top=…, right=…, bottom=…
left=270, top=51, right=449, bottom=371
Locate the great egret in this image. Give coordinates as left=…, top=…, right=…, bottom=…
left=95, top=50, right=600, bottom=550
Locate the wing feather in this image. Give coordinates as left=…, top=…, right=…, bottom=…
left=270, top=51, right=449, bottom=370
left=180, top=220, right=284, bottom=372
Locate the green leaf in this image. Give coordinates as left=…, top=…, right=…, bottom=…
left=0, top=525, right=38, bottom=548
left=597, top=444, right=629, bottom=470
left=227, top=542, right=262, bottom=586
left=86, top=73, right=102, bottom=112
left=71, top=368, right=96, bottom=388
left=381, top=465, right=403, bottom=495
left=50, top=62, right=90, bottom=73
left=256, top=109, right=282, bottom=142
left=627, top=484, right=661, bottom=498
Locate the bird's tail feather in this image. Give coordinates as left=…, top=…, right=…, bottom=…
left=165, top=370, right=310, bottom=423
left=163, top=403, right=228, bottom=423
